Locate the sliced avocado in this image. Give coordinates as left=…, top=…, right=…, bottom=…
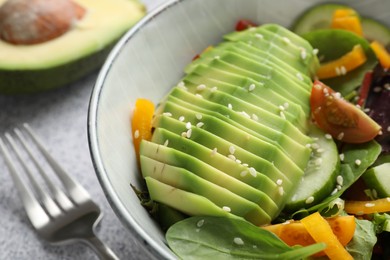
left=0, top=0, right=145, bottom=94
left=186, top=63, right=310, bottom=116
left=144, top=177, right=246, bottom=222
left=362, top=163, right=390, bottom=198
left=191, top=58, right=310, bottom=112
left=284, top=125, right=340, bottom=212
left=153, top=101, right=307, bottom=173
left=167, top=86, right=311, bottom=147
left=141, top=156, right=272, bottom=225
left=182, top=73, right=308, bottom=131
left=186, top=41, right=312, bottom=86
left=170, top=86, right=310, bottom=144
left=140, top=140, right=278, bottom=221
left=160, top=96, right=311, bottom=164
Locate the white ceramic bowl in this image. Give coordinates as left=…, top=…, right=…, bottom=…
left=88, top=0, right=389, bottom=258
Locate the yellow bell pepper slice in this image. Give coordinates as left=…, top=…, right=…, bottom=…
left=316, top=44, right=367, bottom=79
left=301, top=212, right=353, bottom=260
left=370, top=41, right=390, bottom=69
left=331, top=8, right=363, bottom=36
left=345, top=197, right=390, bottom=215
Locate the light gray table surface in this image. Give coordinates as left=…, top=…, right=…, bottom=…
left=0, top=0, right=165, bottom=259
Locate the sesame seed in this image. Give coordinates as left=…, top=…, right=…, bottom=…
left=178, top=81, right=186, bottom=88
left=163, top=112, right=172, bottom=117
left=387, top=126, right=390, bottom=132
left=334, top=92, right=342, bottom=99
left=331, top=188, right=338, bottom=196
left=196, top=84, right=206, bottom=91
left=163, top=139, right=169, bottom=146
left=305, top=143, right=311, bottom=148
left=335, top=67, right=341, bottom=76
left=222, top=206, right=231, bottom=212
left=186, top=122, right=192, bottom=129
left=248, top=84, right=256, bottom=92
left=336, top=185, right=342, bottom=191
left=337, top=132, right=344, bottom=140
left=387, top=197, right=390, bottom=202
left=378, top=130, right=383, bottom=135
left=300, top=49, right=307, bottom=60
left=229, top=145, right=236, bottom=155
left=278, top=186, right=284, bottom=196
left=210, top=86, right=218, bottom=92
left=242, top=163, right=249, bottom=167
left=211, top=148, right=218, bottom=156
left=276, top=179, right=283, bottom=186
left=385, top=83, right=390, bottom=91
left=336, top=175, right=343, bottom=186
left=284, top=102, right=289, bottom=109
left=197, top=219, right=205, bottom=227
left=255, top=33, right=264, bottom=39
left=195, top=93, right=203, bottom=98
left=325, top=134, right=332, bottom=140
left=374, top=86, right=382, bottom=93
left=249, top=167, right=257, bottom=177
left=134, top=130, right=140, bottom=139
left=228, top=154, right=236, bottom=161
left=214, top=55, right=220, bottom=59
left=315, top=158, right=323, bottom=166
left=279, top=105, right=285, bottom=111
left=282, top=37, right=291, bottom=44
left=355, top=159, right=361, bottom=166
left=311, top=143, right=319, bottom=150
left=339, top=153, right=345, bottom=161
left=356, top=104, right=361, bottom=109
left=365, top=202, right=375, bottom=208
left=196, top=122, right=204, bottom=128
left=313, top=48, right=319, bottom=55
left=340, top=66, right=347, bottom=75
left=179, top=116, right=185, bottom=122
left=317, top=148, right=324, bottom=153
left=234, top=237, right=244, bottom=245
left=181, top=132, right=187, bottom=138
left=186, top=129, right=192, bottom=138
left=239, top=111, right=251, bottom=119
left=235, top=159, right=242, bottom=164
left=228, top=103, right=233, bottom=110
left=305, top=196, right=314, bottom=204
left=251, top=114, right=259, bottom=121
left=240, top=170, right=248, bottom=177
left=195, top=113, right=202, bottom=120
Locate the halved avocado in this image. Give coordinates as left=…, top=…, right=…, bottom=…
left=0, top=0, right=145, bottom=94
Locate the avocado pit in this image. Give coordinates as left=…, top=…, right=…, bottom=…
left=0, top=0, right=86, bottom=45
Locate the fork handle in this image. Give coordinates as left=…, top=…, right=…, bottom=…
left=84, top=236, right=120, bottom=260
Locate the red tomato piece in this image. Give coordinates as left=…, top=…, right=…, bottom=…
left=235, top=19, right=257, bottom=31
left=310, top=80, right=381, bottom=143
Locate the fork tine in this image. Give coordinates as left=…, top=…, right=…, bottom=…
left=0, top=136, right=50, bottom=229
left=22, top=123, right=91, bottom=205
left=13, top=127, right=74, bottom=212
left=4, top=131, right=62, bottom=218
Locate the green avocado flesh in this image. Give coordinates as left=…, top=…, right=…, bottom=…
left=140, top=23, right=323, bottom=225
left=0, top=0, right=145, bottom=94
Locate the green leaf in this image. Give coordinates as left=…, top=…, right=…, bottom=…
left=345, top=218, right=377, bottom=260
left=303, top=29, right=377, bottom=96
left=290, top=140, right=381, bottom=219
left=166, top=216, right=325, bottom=260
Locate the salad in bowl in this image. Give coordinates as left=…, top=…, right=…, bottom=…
left=89, top=0, right=390, bottom=259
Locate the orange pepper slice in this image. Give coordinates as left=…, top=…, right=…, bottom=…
left=345, top=197, right=390, bottom=215
left=370, top=41, right=390, bottom=69
left=301, top=212, right=353, bottom=260
left=316, top=44, right=367, bottom=79
left=131, top=99, right=155, bottom=164
left=331, top=9, right=363, bottom=36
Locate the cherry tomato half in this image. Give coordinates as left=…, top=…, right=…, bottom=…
left=235, top=19, right=257, bottom=31
left=310, top=80, right=381, bottom=143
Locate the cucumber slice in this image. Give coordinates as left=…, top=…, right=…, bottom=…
left=291, top=4, right=390, bottom=46
left=362, top=163, right=390, bottom=198
left=291, top=4, right=347, bottom=35
left=284, top=125, right=340, bottom=212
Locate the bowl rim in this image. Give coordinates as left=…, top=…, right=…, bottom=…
left=87, top=0, right=182, bottom=259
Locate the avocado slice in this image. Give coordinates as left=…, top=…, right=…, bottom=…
left=182, top=74, right=308, bottom=131
left=169, top=86, right=311, bottom=144
left=0, top=0, right=145, bottom=94
left=140, top=140, right=278, bottom=219
left=141, top=156, right=272, bottom=225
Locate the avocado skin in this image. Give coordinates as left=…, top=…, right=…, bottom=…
left=0, top=42, right=115, bottom=95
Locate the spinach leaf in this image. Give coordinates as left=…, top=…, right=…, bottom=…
left=290, top=140, right=381, bottom=219
left=303, top=29, right=377, bottom=96
left=345, top=218, right=377, bottom=260
left=166, top=216, right=325, bottom=259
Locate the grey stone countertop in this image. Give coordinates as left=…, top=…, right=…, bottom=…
left=0, top=0, right=164, bottom=259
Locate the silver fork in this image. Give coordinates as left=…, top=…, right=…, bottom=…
left=0, top=123, right=119, bottom=260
